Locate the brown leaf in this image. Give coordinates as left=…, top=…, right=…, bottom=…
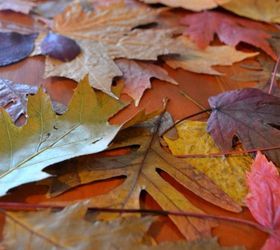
left=141, top=0, right=231, bottom=11
left=44, top=113, right=241, bottom=240
left=116, top=59, right=177, bottom=106
left=0, top=0, right=36, bottom=14
left=164, top=36, right=258, bottom=75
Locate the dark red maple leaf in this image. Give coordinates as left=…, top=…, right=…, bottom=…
left=181, top=11, right=276, bottom=60
left=207, top=88, right=280, bottom=165
left=247, top=152, right=280, bottom=250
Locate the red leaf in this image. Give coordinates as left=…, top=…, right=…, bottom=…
left=181, top=11, right=276, bottom=60
left=116, top=59, right=177, bottom=106
left=247, top=152, right=280, bottom=250
left=207, top=88, right=280, bottom=165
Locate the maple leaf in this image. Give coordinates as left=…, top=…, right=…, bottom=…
left=0, top=78, right=37, bottom=122
left=45, top=113, right=241, bottom=240
left=164, top=36, right=258, bottom=75
left=43, top=40, right=122, bottom=97
left=222, top=0, right=280, bottom=24
left=0, top=77, right=126, bottom=196
left=0, top=0, right=36, bottom=14
left=116, top=59, right=177, bottom=106
left=246, top=152, right=280, bottom=250
left=2, top=202, right=244, bottom=250
left=164, top=120, right=252, bottom=204
left=0, top=32, right=37, bottom=66
left=140, top=0, right=231, bottom=11
left=207, top=88, right=280, bottom=166
left=181, top=11, right=276, bottom=60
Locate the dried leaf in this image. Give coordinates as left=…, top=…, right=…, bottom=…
left=0, top=0, right=36, bottom=14
left=246, top=152, right=280, bottom=250
left=140, top=0, right=231, bottom=11
left=0, top=78, right=37, bottom=122
left=207, top=88, right=280, bottom=166
left=41, top=33, right=81, bottom=62
left=44, top=40, right=122, bottom=97
left=181, top=11, right=276, bottom=60
left=116, top=59, right=177, bottom=106
left=3, top=202, right=153, bottom=250
left=0, top=77, right=126, bottom=196
left=0, top=32, right=37, bottom=66
left=46, top=113, right=241, bottom=240
left=164, top=121, right=252, bottom=205
left=164, top=36, right=258, bottom=75
left=222, top=0, right=280, bottom=24
left=2, top=202, right=244, bottom=250
left=52, top=2, right=159, bottom=43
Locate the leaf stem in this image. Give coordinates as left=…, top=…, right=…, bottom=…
left=269, top=54, right=280, bottom=94
left=162, top=108, right=212, bottom=136
left=0, top=202, right=270, bottom=236
left=174, top=145, right=280, bottom=158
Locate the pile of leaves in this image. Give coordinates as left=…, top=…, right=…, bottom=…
left=0, top=0, right=279, bottom=249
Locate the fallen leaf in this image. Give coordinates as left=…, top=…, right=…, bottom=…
left=164, top=121, right=252, bottom=204
left=40, top=33, right=81, bottom=62
left=2, top=202, right=244, bottom=250
left=140, top=0, right=231, bottom=11
left=33, top=0, right=73, bottom=18
left=0, top=32, right=37, bottom=66
left=116, top=59, right=177, bottom=106
left=0, top=78, right=37, bottom=122
left=207, top=88, right=280, bottom=166
left=44, top=40, right=122, bottom=97
left=0, top=77, right=126, bottom=196
left=45, top=113, right=241, bottom=240
left=222, top=0, right=280, bottom=24
left=2, top=202, right=153, bottom=250
left=164, top=36, right=258, bottom=75
left=52, top=2, right=159, bottom=44
left=246, top=152, right=280, bottom=250
left=181, top=11, right=276, bottom=60
left=0, top=0, right=36, bottom=14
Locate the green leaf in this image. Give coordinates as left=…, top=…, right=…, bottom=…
left=0, top=77, right=125, bottom=196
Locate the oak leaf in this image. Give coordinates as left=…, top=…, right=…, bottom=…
left=164, top=36, right=258, bottom=75
left=0, top=77, right=126, bottom=196
left=207, top=88, right=280, bottom=166
left=0, top=0, right=36, bottom=14
left=140, top=0, right=231, bottom=11
left=181, top=11, right=276, bottom=60
left=45, top=113, right=241, bottom=240
left=0, top=32, right=37, bottom=66
left=2, top=202, right=244, bottom=250
left=164, top=121, right=252, bottom=204
left=222, top=0, right=280, bottom=24
left=246, top=152, right=280, bottom=250
left=2, top=202, right=153, bottom=250
left=116, top=59, right=177, bottom=106
left=0, top=78, right=37, bottom=122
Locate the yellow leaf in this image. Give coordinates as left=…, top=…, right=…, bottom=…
left=164, top=121, right=252, bottom=205
left=222, top=0, right=280, bottom=23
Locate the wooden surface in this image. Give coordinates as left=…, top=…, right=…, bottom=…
left=0, top=10, right=267, bottom=249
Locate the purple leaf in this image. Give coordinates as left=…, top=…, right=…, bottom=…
left=0, top=32, right=37, bottom=66
left=207, top=88, right=280, bottom=165
left=40, top=33, right=81, bottom=62
left=0, top=78, right=38, bottom=122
